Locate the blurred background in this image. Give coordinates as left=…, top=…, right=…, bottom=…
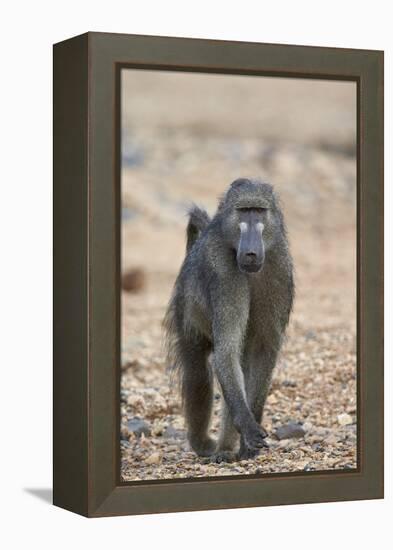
left=120, top=70, right=357, bottom=481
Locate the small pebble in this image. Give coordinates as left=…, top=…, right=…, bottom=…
left=145, top=452, right=162, bottom=465
left=337, top=413, right=352, bottom=426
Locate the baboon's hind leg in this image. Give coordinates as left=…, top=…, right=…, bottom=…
left=203, top=401, right=239, bottom=464
left=180, top=337, right=216, bottom=457
left=218, top=401, right=239, bottom=451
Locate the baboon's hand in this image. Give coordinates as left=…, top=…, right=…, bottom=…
left=238, top=432, right=269, bottom=460
left=242, top=423, right=268, bottom=452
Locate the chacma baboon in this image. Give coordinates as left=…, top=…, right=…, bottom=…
left=164, top=178, right=294, bottom=462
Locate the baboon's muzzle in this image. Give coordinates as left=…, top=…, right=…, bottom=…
left=237, top=226, right=265, bottom=273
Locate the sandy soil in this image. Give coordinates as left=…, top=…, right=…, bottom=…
left=120, top=72, right=357, bottom=481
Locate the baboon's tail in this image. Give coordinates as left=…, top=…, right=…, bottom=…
left=186, top=205, right=210, bottom=253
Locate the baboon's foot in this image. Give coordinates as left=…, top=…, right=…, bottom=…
left=241, top=423, right=268, bottom=453
left=192, top=437, right=217, bottom=457
left=202, top=450, right=237, bottom=464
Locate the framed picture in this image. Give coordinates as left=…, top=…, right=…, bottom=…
left=53, top=32, right=384, bottom=517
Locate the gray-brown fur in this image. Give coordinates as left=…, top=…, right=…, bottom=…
left=164, top=178, right=294, bottom=462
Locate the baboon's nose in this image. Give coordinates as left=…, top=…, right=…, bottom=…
left=246, top=252, right=257, bottom=259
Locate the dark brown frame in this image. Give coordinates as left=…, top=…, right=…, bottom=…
left=53, top=32, right=384, bottom=517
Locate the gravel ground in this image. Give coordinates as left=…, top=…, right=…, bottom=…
left=120, top=72, right=357, bottom=481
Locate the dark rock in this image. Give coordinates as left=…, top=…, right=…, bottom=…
left=163, top=425, right=186, bottom=440
left=312, top=443, right=324, bottom=452
left=305, top=330, right=317, bottom=340
left=121, top=268, right=145, bottom=293
left=317, top=139, right=356, bottom=158
left=282, top=379, right=297, bottom=388
left=274, top=422, right=306, bottom=441
left=122, top=207, right=138, bottom=222
left=120, top=389, right=130, bottom=402
left=122, top=139, right=144, bottom=167
left=127, top=417, right=151, bottom=437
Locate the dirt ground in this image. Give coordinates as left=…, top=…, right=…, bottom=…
left=120, top=71, right=357, bottom=481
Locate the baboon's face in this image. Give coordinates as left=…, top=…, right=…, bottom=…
left=219, top=179, right=281, bottom=273
left=235, top=207, right=267, bottom=273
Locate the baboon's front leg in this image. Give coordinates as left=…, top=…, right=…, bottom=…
left=206, top=283, right=266, bottom=462
left=180, top=338, right=216, bottom=457
left=247, top=350, right=276, bottom=423
left=238, top=348, right=276, bottom=459
left=212, top=342, right=267, bottom=458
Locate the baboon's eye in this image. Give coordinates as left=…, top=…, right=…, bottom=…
left=237, top=207, right=268, bottom=213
